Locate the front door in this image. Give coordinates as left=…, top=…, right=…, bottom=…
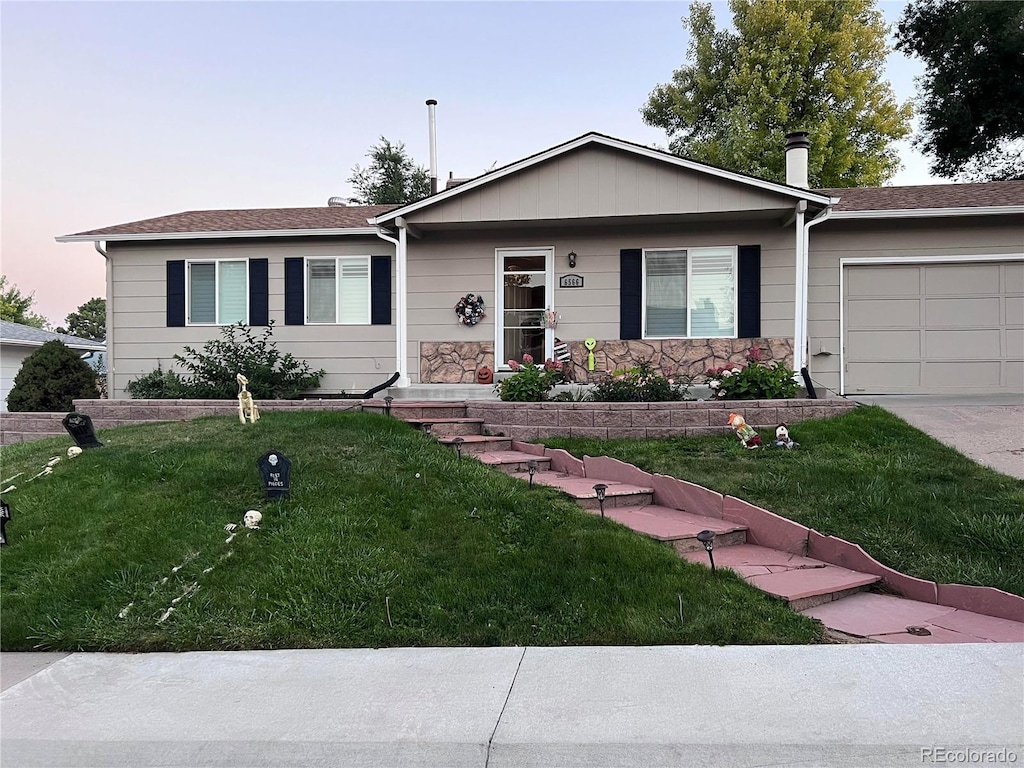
left=497, top=247, right=553, bottom=366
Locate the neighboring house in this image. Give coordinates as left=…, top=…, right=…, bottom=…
left=0, top=320, right=106, bottom=412
left=57, top=132, right=1023, bottom=398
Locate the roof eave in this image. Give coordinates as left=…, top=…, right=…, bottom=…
left=56, top=226, right=380, bottom=243
left=830, top=205, right=1024, bottom=220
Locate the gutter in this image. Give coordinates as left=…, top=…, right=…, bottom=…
left=56, top=227, right=381, bottom=243
left=829, top=205, right=1024, bottom=220
left=799, top=205, right=833, bottom=371
left=373, top=226, right=408, bottom=388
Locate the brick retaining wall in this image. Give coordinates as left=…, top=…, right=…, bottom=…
left=465, top=399, right=856, bottom=441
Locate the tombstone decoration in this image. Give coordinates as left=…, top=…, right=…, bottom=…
left=0, top=500, right=10, bottom=546
left=257, top=451, right=291, bottom=500
left=62, top=412, right=102, bottom=449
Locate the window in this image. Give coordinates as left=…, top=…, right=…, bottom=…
left=187, top=260, right=248, bottom=325
left=306, top=257, right=370, bottom=324
left=643, top=247, right=736, bottom=338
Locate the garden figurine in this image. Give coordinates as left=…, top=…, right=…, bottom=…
left=727, top=412, right=762, bottom=449
left=774, top=423, right=798, bottom=450
left=237, top=373, right=259, bottom=424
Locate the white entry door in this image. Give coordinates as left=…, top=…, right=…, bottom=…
left=496, top=247, right=553, bottom=367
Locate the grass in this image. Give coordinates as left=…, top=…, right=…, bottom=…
left=0, top=411, right=823, bottom=652
left=544, top=405, right=1024, bottom=597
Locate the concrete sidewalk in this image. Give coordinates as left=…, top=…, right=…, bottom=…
left=3, top=645, right=1022, bottom=767
left=854, top=394, right=1024, bottom=480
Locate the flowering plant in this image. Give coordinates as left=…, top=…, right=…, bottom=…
left=495, top=353, right=563, bottom=401
left=454, top=293, right=486, bottom=326
left=706, top=347, right=797, bottom=400
left=589, top=359, right=690, bottom=402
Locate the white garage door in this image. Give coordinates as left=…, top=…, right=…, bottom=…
left=844, top=260, right=1023, bottom=394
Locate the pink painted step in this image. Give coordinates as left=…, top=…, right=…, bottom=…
left=436, top=434, right=511, bottom=454
left=476, top=450, right=552, bottom=475
left=681, top=543, right=880, bottom=611
left=530, top=471, right=654, bottom=510
left=404, top=418, right=485, bottom=437
left=802, top=592, right=1024, bottom=644
left=592, top=505, right=747, bottom=553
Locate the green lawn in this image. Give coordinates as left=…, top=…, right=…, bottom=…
left=545, top=405, right=1024, bottom=597
left=0, top=411, right=821, bottom=652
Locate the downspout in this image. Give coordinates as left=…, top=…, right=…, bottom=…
left=374, top=225, right=409, bottom=387
left=94, top=240, right=114, bottom=398
left=800, top=204, right=834, bottom=372
left=792, top=201, right=807, bottom=377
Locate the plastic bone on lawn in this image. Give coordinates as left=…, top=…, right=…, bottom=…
left=236, top=373, right=260, bottom=424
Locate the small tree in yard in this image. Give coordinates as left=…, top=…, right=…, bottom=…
left=7, top=340, right=100, bottom=412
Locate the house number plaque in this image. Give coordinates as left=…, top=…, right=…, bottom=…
left=559, top=274, right=584, bottom=288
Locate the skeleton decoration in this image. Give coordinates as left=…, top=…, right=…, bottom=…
left=243, top=510, right=263, bottom=529
left=237, top=373, right=260, bottom=425
left=67, top=446, right=83, bottom=458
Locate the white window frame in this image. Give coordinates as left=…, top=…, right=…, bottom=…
left=642, top=246, right=738, bottom=339
left=185, top=258, right=249, bottom=326
left=303, top=255, right=372, bottom=325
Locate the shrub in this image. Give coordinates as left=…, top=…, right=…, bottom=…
left=6, top=340, right=100, bottom=412
left=125, top=322, right=325, bottom=400
left=706, top=347, right=798, bottom=400
left=589, top=360, right=691, bottom=402
left=494, top=354, right=563, bottom=401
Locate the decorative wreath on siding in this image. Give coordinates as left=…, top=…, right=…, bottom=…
left=454, top=293, right=486, bottom=326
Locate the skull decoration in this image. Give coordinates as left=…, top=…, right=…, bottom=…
left=243, top=510, right=263, bottom=529
left=67, top=446, right=83, bottom=458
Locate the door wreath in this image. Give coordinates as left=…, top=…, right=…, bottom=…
left=454, top=293, right=486, bottom=326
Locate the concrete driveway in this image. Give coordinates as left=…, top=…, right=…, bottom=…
left=854, top=394, right=1024, bottom=480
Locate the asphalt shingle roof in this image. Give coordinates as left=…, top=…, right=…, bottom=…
left=819, top=181, right=1024, bottom=211
left=0, top=320, right=106, bottom=350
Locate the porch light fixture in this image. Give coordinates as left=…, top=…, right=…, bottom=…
left=696, top=529, right=716, bottom=573
left=593, top=483, right=608, bottom=518
left=383, top=396, right=393, bottom=417
left=567, top=251, right=577, bottom=269
left=527, top=460, right=537, bottom=486
left=452, top=437, right=465, bottom=461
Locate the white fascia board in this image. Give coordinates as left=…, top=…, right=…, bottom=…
left=56, top=227, right=380, bottom=243
left=0, top=339, right=105, bottom=351
left=830, top=206, right=1024, bottom=220
left=371, top=134, right=834, bottom=224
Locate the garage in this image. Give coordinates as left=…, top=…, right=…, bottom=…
left=843, top=258, right=1023, bottom=395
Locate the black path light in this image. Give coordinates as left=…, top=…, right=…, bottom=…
left=383, top=396, right=393, bottom=417
left=593, top=484, right=608, bottom=518
left=696, top=529, right=716, bottom=573
left=527, top=460, right=537, bottom=486
left=452, top=437, right=465, bottom=460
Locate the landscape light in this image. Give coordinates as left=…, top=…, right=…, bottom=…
left=696, top=529, right=716, bottom=573
left=527, top=460, right=537, bottom=486
left=593, top=483, right=608, bottom=518
left=452, top=437, right=465, bottom=460
left=383, top=396, right=393, bottom=417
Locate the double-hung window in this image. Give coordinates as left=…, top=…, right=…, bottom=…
left=187, top=260, right=248, bottom=325
left=643, top=247, right=736, bottom=338
left=306, top=257, right=370, bottom=324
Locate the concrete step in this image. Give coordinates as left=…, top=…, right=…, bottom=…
left=681, top=543, right=880, bottom=611
left=593, top=505, right=747, bottom=553
left=530, top=471, right=654, bottom=510
left=404, top=418, right=485, bottom=437
left=436, top=434, right=511, bottom=455
left=801, top=591, right=1024, bottom=644
left=475, top=450, right=552, bottom=475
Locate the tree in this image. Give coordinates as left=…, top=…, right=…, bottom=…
left=896, top=1, right=1024, bottom=181
left=347, top=137, right=430, bottom=204
left=642, top=0, right=912, bottom=188
left=6, top=340, right=99, bottom=412
left=56, top=297, right=106, bottom=340
left=0, top=275, right=48, bottom=329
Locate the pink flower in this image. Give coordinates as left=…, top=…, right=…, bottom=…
left=522, top=353, right=534, bottom=364
left=508, top=359, right=520, bottom=371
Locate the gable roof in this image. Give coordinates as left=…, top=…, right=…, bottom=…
left=371, top=132, right=837, bottom=225
left=821, top=180, right=1024, bottom=218
left=57, top=205, right=397, bottom=242
left=0, top=320, right=106, bottom=351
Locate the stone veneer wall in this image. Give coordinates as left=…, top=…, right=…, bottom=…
left=465, top=399, right=855, bottom=441
left=420, top=342, right=495, bottom=383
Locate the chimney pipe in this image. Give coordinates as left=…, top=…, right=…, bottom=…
left=426, top=99, right=438, bottom=195
left=785, top=131, right=810, bottom=189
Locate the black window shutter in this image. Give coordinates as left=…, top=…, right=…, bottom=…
left=248, top=258, right=269, bottom=326
left=284, top=257, right=304, bottom=325
left=737, top=244, right=761, bottom=338
left=370, top=255, right=391, bottom=325
left=166, top=261, right=186, bottom=327
left=620, top=249, right=642, bottom=340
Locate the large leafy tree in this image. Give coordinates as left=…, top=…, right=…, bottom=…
left=347, top=137, right=430, bottom=204
left=57, top=297, right=106, bottom=340
left=642, top=0, right=912, bottom=188
left=896, top=0, right=1024, bottom=181
left=0, top=275, right=48, bottom=329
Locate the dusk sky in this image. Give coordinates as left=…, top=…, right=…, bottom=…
left=2, top=1, right=944, bottom=327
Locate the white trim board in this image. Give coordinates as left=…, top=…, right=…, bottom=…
left=830, top=206, right=1024, bottom=220
left=56, top=227, right=380, bottom=243
left=837, top=253, right=1024, bottom=395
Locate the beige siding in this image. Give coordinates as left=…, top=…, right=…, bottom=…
left=807, top=216, right=1024, bottom=394
left=107, top=238, right=396, bottom=397
left=406, top=146, right=796, bottom=224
